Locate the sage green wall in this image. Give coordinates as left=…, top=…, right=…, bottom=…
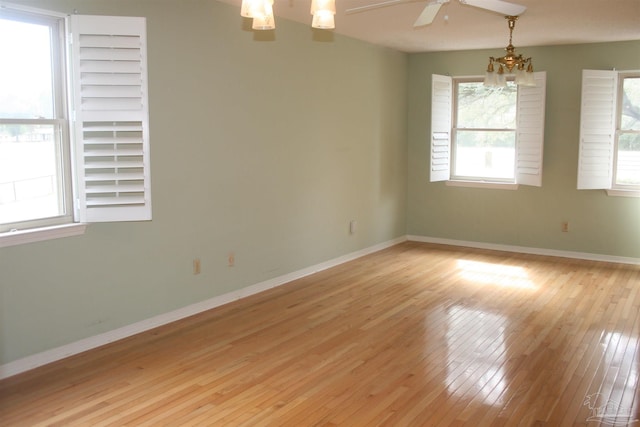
left=0, top=0, right=408, bottom=365
left=408, top=41, right=640, bottom=258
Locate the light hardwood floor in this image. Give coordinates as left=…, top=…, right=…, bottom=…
left=1, top=242, right=639, bottom=426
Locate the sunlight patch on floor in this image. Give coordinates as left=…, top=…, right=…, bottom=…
left=456, top=259, right=537, bottom=290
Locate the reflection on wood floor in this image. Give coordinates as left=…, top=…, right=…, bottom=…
left=1, top=242, right=639, bottom=426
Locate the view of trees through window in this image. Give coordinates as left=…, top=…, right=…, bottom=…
left=617, top=76, right=640, bottom=186
left=0, top=16, right=65, bottom=227
left=453, top=81, right=517, bottom=180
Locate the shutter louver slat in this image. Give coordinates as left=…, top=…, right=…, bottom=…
left=79, top=47, right=143, bottom=61
left=79, top=34, right=142, bottom=48
left=86, top=196, right=146, bottom=207
left=84, top=172, right=145, bottom=181
left=80, top=61, right=142, bottom=74
left=81, top=86, right=143, bottom=98
left=83, top=124, right=143, bottom=132
left=577, top=70, right=616, bottom=190
left=81, top=98, right=144, bottom=111
left=86, top=183, right=145, bottom=193
left=84, top=137, right=143, bottom=145
left=71, top=15, right=151, bottom=222
left=81, top=73, right=142, bottom=86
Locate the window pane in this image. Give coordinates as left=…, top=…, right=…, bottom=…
left=616, top=133, right=640, bottom=185
left=455, top=130, right=516, bottom=179
left=456, top=82, right=517, bottom=129
left=0, top=124, right=65, bottom=225
left=0, top=18, right=54, bottom=119
left=620, top=77, right=640, bottom=130
left=621, top=77, right=640, bottom=131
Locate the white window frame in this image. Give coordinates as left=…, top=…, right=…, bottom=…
left=430, top=72, right=547, bottom=188
left=451, top=77, right=517, bottom=184
left=577, top=69, right=640, bottom=197
left=0, top=6, right=73, bottom=231
left=0, top=5, right=151, bottom=247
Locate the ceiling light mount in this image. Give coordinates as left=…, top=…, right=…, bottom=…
left=484, top=15, right=535, bottom=87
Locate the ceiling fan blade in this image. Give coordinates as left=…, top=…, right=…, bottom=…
left=413, top=2, right=445, bottom=27
left=345, top=0, right=410, bottom=14
left=461, top=0, right=526, bottom=16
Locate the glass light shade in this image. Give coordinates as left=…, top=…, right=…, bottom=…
left=522, top=70, right=536, bottom=87
left=496, top=67, right=507, bottom=87
left=484, top=71, right=497, bottom=87
left=250, top=0, right=275, bottom=30
left=240, top=0, right=273, bottom=18
left=241, top=0, right=257, bottom=17
left=310, top=0, right=336, bottom=14
left=312, top=11, right=335, bottom=29
left=252, top=14, right=275, bottom=30
left=515, top=66, right=526, bottom=85
left=242, top=0, right=273, bottom=19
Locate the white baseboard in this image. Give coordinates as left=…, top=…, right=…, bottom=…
left=0, top=236, right=407, bottom=380
left=408, top=235, right=640, bottom=265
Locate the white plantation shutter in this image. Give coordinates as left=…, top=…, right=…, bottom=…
left=516, top=72, right=546, bottom=187
left=430, top=74, right=452, bottom=182
left=577, top=70, right=617, bottom=190
left=69, top=15, right=151, bottom=223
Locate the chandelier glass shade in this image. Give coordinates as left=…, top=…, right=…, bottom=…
left=240, top=0, right=337, bottom=30
left=310, top=0, right=336, bottom=29
left=484, top=16, right=535, bottom=87
left=241, top=0, right=276, bottom=29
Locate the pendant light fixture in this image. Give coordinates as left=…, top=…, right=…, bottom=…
left=241, top=0, right=276, bottom=30
left=310, top=0, right=336, bottom=29
left=484, top=16, right=535, bottom=87
left=240, top=0, right=337, bottom=31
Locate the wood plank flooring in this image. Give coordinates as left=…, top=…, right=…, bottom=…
left=1, top=242, right=639, bottom=426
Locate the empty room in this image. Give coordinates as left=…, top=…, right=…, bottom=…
left=0, top=0, right=639, bottom=425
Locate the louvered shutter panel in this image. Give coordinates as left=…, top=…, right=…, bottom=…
left=431, top=74, right=452, bottom=182
left=69, top=15, right=151, bottom=223
left=516, top=72, right=546, bottom=187
left=577, top=70, right=617, bottom=190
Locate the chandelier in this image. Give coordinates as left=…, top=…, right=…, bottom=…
left=240, top=0, right=336, bottom=30
left=484, top=16, right=535, bottom=87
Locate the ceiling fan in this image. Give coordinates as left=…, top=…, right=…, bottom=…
left=345, top=0, right=527, bottom=27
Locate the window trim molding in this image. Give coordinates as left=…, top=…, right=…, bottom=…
left=0, top=222, right=86, bottom=248
left=0, top=2, right=67, bottom=19
left=445, top=180, right=519, bottom=190
left=606, top=189, right=640, bottom=198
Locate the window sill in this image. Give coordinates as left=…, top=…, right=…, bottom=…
left=446, top=180, right=519, bottom=190
left=0, top=223, right=87, bottom=248
left=606, top=189, right=640, bottom=198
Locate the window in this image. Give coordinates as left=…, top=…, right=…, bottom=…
left=0, top=9, right=71, bottom=231
left=0, top=5, right=151, bottom=245
left=453, top=79, right=517, bottom=181
left=430, top=73, right=547, bottom=187
left=578, top=70, right=640, bottom=195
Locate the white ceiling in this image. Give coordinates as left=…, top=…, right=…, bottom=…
left=217, top=0, right=640, bottom=53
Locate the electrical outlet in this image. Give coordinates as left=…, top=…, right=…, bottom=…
left=228, top=252, right=235, bottom=267
left=193, top=258, right=201, bottom=275
left=561, top=222, right=569, bottom=233
left=349, top=220, right=357, bottom=235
